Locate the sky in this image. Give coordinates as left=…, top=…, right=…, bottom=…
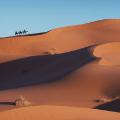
left=0, top=0, right=120, bottom=37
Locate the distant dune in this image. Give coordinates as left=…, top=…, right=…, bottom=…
left=0, top=19, right=120, bottom=63
left=0, top=19, right=120, bottom=119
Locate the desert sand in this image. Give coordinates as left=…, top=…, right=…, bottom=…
left=0, top=19, right=120, bottom=119
left=93, top=42, right=120, bottom=66
left=0, top=106, right=120, bottom=120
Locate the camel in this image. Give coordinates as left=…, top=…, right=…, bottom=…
left=15, top=30, right=28, bottom=36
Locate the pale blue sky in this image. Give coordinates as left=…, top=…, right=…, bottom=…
left=0, top=0, right=120, bottom=37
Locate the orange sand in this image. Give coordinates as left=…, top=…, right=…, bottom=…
left=0, top=106, right=120, bottom=120
left=93, top=42, right=120, bottom=66
left=0, top=19, right=120, bottom=119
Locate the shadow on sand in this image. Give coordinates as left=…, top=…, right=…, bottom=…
left=95, top=98, right=120, bottom=112
left=0, top=46, right=96, bottom=90
left=0, top=102, right=15, bottom=106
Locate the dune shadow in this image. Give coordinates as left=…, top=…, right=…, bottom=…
left=0, top=102, right=15, bottom=106
left=94, top=99, right=120, bottom=112
left=0, top=46, right=96, bottom=90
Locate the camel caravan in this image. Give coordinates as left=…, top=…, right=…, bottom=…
left=15, top=29, right=28, bottom=36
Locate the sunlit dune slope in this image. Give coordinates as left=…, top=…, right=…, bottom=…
left=0, top=106, right=120, bottom=120
left=0, top=19, right=120, bottom=63
left=0, top=19, right=120, bottom=112
left=93, top=42, right=120, bottom=66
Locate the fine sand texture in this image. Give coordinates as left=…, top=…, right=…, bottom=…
left=0, top=106, right=120, bottom=120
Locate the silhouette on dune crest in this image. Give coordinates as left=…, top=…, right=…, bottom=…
left=0, top=19, right=120, bottom=118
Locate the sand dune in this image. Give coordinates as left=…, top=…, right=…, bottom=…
left=93, top=42, right=120, bottom=66
left=0, top=106, right=120, bottom=120
left=0, top=46, right=95, bottom=90
left=0, top=19, right=120, bottom=63
left=0, top=19, right=120, bottom=119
